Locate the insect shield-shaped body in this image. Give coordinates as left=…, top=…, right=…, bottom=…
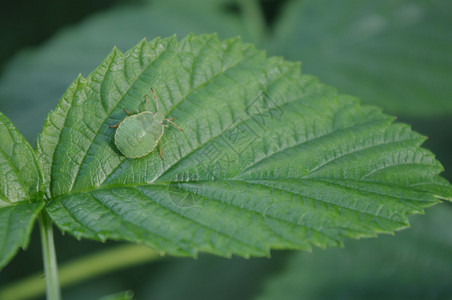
left=110, top=89, right=182, bottom=159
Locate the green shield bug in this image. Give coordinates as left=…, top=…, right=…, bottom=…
left=110, top=88, right=182, bottom=159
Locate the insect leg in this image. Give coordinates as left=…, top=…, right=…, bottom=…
left=165, top=119, right=183, bottom=131
left=158, top=143, right=164, bottom=160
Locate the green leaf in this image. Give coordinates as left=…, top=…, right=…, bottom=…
left=37, top=34, right=452, bottom=258
left=269, top=0, right=452, bottom=117
left=257, top=204, right=452, bottom=299
left=0, top=112, right=44, bottom=269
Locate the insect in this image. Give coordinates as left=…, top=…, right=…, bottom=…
left=110, top=88, right=182, bottom=159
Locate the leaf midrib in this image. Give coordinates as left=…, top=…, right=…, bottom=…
left=51, top=175, right=427, bottom=227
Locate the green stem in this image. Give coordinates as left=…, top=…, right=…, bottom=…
left=0, top=244, right=160, bottom=300
left=238, top=0, right=266, bottom=44
left=39, top=212, right=61, bottom=300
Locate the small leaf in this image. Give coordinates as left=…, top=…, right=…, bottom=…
left=37, top=34, right=452, bottom=258
left=270, top=0, right=452, bottom=117
left=0, top=112, right=44, bottom=269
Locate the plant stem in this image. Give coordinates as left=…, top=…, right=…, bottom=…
left=0, top=244, right=160, bottom=300
left=39, top=211, right=61, bottom=300
left=238, top=0, right=266, bottom=44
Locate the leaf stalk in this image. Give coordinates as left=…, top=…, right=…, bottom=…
left=39, top=211, right=61, bottom=300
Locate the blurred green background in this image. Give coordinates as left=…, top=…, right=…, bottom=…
left=1, top=0, right=451, bottom=299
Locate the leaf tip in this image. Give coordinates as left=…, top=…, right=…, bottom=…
left=73, top=231, right=83, bottom=241
left=111, top=46, right=122, bottom=56
left=75, top=73, right=84, bottom=81
left=97, top=233, right=107, bottom=243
